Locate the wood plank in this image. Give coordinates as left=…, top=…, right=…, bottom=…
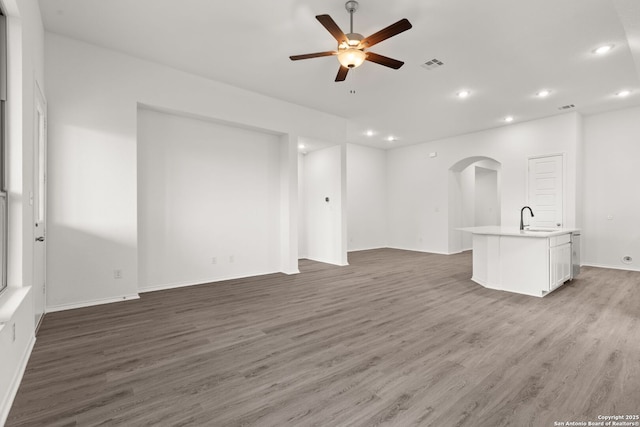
left=7, top=249, right=640, bottom=426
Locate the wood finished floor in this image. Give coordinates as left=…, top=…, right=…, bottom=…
left=7, top=249, right=640, bottom=427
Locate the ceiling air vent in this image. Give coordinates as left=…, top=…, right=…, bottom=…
left=421, top=58, right=444, bottom=70
left=558, top=104, right=575, bottom=110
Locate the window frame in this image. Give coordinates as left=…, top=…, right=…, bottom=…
left=0, top=10, right=8, bottom=295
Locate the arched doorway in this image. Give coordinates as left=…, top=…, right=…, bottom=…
left=448, top=156, right=502, bottom=253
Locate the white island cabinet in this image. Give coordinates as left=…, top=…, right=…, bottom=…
left=459, top=226, right=579, bottom=297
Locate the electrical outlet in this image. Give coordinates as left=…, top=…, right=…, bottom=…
left=211, top=257, right=217, bottom=265
left=114, top=269, right=122, bottom=279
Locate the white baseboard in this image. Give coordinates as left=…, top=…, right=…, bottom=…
left=281, top=269, right=300, bottom=275
left=46, top=294, right=140, bottom=313
left=347, top=245, right=387, bottom=253
left=138, top=270, right=280, bottom=294
left=0, top=335, right=35, bottom=427
left=302, top=256, right=348, bottom=266
left=581, top=262, right=640, bottom=273
left=385, top=245, right=454, bottom=255
left=353, top=246, right=473, bottom=256
left=470, top=277, right=544, bottom=298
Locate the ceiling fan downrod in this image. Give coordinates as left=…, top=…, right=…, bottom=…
left=345, top=0, right=359, bottom=34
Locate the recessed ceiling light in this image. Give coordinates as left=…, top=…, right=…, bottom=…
left=616, top=90, right=631, bottom=97
left=365, top=130, right=374, bottom=137
left=298, top=143, right=305, bottom=149
left=536, top=89, right=551, bottom=97
left=593, top=44, right=613, bottom=55
left=504, top=116, right=514, bottom=123
left=457, top=90, right=471, bottom=98
left=387, top=136, right=397, bottom=142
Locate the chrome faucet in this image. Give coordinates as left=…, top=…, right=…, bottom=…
left=520, top=206, right=534, bottom=230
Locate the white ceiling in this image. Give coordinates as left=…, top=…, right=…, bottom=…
left=39, top=0, right=640, bottom=149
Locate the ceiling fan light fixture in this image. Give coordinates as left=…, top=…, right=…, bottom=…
left=338, top=48, right=366, bottom=68
left=289, top=1, right=412, bottom=81
left=347, top=38, right=361, bottom=47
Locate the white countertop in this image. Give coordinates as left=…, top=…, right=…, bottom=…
left=458, top=226, right=579, bottom=238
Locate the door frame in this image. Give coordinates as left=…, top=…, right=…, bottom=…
left=33, top=79, right=47, bottom=332
left=526, top=153, right=566, bottom=228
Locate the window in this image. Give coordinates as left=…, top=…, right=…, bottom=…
left=0, top=11, right=7, bottom=294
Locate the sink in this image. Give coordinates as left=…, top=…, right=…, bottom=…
left=524, top=228, right=557, bottom=232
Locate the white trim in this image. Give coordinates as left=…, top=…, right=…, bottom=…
left=301, top=256, right=349, bottom=266
left=386, top=246, right=454, bottom=256
left=581, top=262, right=640, bottom=273
left=0, top=286, right=29, bottom=323
left=349, top=247, right=472, bottom=256
left=470, top=277, right=546, bottom=298
left=139, top=270, right=282, bottom=294
left=0, top=334, right=35, bottom=427
left=526, top=153, right=567, bottom=228
left=32, top=79, right=47, bottom=329
left=46, top=294, right=140, bottom=313
left=347, top=245, right=388, bottom=253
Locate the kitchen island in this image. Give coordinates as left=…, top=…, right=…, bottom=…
left=459, top=226, right=579, bottom=297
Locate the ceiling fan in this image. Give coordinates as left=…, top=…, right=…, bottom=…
left=289, top=1, right=412, bottom=82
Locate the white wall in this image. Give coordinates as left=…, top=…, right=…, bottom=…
left=388, top=113, right=581, bottom=254
left=278, top=134, right=299, bottom=274
left=5, top=0, right=44, bottom=291
left=44, top=33, right=346, bottom=309
left=583, top=107, right=640, bottom=271
left=346, top=143, right=387, bottom=251
left=137, top=108, right=283, bottom=291
left=449, top=159, right=501, bottom=252
left=297, top=153, right=307, bottom=258
left=460, top=165, right=475, bottom=249
left=475, top=167, right=500, bottom=227
left=0, top=289, right=33, bottom=424
left=301, top=145, right=347, bottom=265
left=0, top=0, right=43, bottom=422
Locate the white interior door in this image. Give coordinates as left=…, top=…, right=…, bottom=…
left=33, top=83, right=47, bottom=331
left=527, top=155, right=563, bottom=228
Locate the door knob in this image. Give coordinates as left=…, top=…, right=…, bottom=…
left=35, top=236, right=45, bottom=242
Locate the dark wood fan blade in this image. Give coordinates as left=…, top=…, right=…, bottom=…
left=360, top=18, right=412, bottom=48
left=316, top=14, right=348, bottom=45
left=365, top=52, right=404, bottom=69
left=335, top=66, right=349, bottom=82
left=290, top=51, right=336, bottom=61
